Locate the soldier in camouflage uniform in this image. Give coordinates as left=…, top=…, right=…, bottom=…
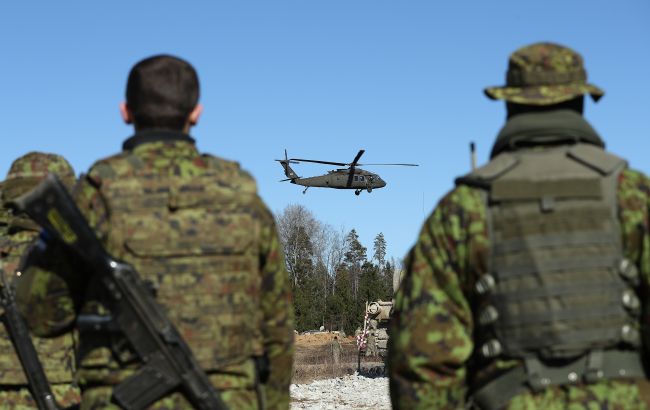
left=0, top=152, right=80, bottom=409
left=388, top=42, right=650, bottom=409
left=15, top=55, right=294, bottom=409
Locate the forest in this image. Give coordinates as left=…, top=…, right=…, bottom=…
left=276, top=204, right=400, bottom=335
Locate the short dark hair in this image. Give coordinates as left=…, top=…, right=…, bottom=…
left=126, top=55, right=200, bottom=130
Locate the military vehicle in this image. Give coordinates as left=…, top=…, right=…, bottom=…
left=357, top=300, right=392, bottom=357
left=356, top=269, right=404, bottom=359
left=276, top=149, right=418, bottom=195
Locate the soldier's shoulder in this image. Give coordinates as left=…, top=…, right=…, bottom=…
left=86, top=151, right=137, bottom=183
left=417, top=185, right=487, bottom=240
left=200, top=153, right=258, bottom=193
left=618, top=167, right=650, bottom=196
left=455, top=153, right=518, bottom=189
left=437, top=184, right=486, bottom=214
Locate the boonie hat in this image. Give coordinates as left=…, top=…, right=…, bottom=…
left=484, top=42, right=604, bottom=105
left=1, top=152, right=76, bottom=201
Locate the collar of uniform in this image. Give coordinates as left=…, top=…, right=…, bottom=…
left=490, top=110, right=605, bottom=158
left=122, top=130, right=196, bottom=151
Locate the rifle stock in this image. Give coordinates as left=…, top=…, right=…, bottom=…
left=15, top=174, right=227, bottom=410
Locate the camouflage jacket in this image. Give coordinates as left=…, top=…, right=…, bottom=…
left=16, top=132, right=294, bottom=409
left=0, top=222, right=77, bottom=386
left=388, top=119, right=650, bottom=409
left=0, top=154, right=80, bottom=408
left=0, top=182, right=77, bottom=388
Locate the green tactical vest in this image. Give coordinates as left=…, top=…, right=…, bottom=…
left=457, top=143, right=645, bottom=408
left=80, top=161, right=264, bottom=374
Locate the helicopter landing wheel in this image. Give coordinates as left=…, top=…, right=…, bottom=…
left=355, top=190, right=361, bottom=196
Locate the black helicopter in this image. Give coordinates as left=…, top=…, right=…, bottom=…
left=276, top=150, right=418, bottom=195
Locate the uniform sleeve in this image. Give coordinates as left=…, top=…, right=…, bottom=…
left=15, top=175, right=107, bottom=336
left=617, top=169, right=650, bottom=354
left=618, top=169, right=650, bottom=281
left=257, top=200, right=294, bottom=410
left=388, top=186, right=486, bottom=409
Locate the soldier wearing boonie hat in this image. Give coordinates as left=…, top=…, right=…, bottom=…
left=484, top=42, right=603, bottom=105
left=389, top=42, right=650, bottom=410
left=0, top=152, right=80, bottom=409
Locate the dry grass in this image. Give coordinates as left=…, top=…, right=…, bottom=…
left=292, top=334, right=383, bottom=384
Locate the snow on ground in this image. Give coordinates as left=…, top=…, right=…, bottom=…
left=291, top=374, right=390, bottom=409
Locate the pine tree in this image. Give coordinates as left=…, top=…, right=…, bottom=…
left=372, top=232, right=387, bottom=268
left=381, top=260, right=394, bottom=299
left=327, top=265, right=356, bottom=335
left=288, top=226, right=319, bottom=331
left=343, top=229, right=367, bottom=300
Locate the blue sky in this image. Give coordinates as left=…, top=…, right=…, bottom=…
left=2, top=1, right=649, bottom=261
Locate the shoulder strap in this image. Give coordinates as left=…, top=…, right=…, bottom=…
left=455, top=153, right=519, bottom=189
left=567, top=144, right=627, bottom=175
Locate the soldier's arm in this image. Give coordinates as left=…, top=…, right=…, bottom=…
left=617, top=169, right=650, bottom=342
left=388, top=186, right=485, bottom=409
left=15, top=175, right=108, bottom=336
left=617, top=169, right=650, bottom=278
left=258, top=200, right=294, bottom=410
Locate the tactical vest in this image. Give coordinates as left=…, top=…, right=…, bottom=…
left=457, top=144, right=645, bottom=409
left=80, top=166, right=263, bottom=374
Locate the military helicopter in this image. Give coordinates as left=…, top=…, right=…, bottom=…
left=276, top=149, right=418, bottom=195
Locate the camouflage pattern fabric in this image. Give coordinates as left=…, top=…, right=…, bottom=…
left=0, top=384, right=82, bottom=409
left=0, top=152, right=80, bottom=407
left=1, top=151, right=76, bottom=200
left=484, top=42, right=604, bottom=105
left=388, top=165, right=650, bottom=409
left=16, top=138, right=294, bottom=410
left=79, top=383, right=261, bottom=410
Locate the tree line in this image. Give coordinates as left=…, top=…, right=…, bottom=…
left=276, top=204, right=399, bottom=335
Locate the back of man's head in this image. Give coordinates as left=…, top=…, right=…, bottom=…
left=126, top=55, right=200, bottom=131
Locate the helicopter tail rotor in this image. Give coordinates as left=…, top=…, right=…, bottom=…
left=275, top=149, right=300, bottom=182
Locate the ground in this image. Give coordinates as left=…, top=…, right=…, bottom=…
left=291, top=332, right=389, bottom=409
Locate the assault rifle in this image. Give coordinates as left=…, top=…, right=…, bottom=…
left=0, top=268, right=59, bottom=410
left=15, top=174, right=228, bottom=410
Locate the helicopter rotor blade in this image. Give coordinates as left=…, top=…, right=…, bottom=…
left=346, top=166, right=355, bottom=188
left=289, top=158, right=349, bottom=166
left=356, top=163, right=419, bottom=166
left=350, top=150, right=365, bottom=167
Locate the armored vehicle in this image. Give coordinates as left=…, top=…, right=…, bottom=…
left=356, top=300, right=392, bottom=357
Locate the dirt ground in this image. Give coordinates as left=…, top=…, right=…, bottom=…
left=292, top=332, right=384, bottom=384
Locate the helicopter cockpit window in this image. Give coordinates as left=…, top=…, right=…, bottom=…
left=359, top=176, right=365, bottom=181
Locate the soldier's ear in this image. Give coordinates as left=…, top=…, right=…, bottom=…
left=120, top=102, right=134, bottom=125
left=188, top=104, right=203, bottom=126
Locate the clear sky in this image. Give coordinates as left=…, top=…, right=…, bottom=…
left=2, top=1, right=649, bottom=261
